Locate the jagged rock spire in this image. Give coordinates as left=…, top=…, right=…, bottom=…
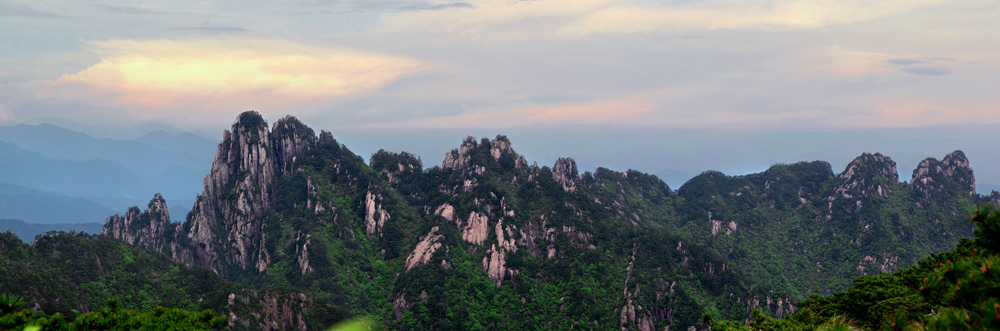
left=102, top=193, right=171, bottom=252
left=441, top=135, right=527, bottom=171
left=272, top=116, right=317, bottom=176
left=552, top=157, right=579, bottom=192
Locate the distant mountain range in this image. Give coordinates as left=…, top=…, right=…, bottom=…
left=0, top=122, right=217, bottom=225
left=0, top=218, right=103, bottom=243
left=0, top=182, right=116, bottom=225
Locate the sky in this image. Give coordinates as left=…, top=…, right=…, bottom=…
left=1, top=0, right=999, bottom=192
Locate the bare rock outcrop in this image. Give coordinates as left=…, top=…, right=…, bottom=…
left=364, top=191, right=390, bottom=236
left=835, top=153, right=897, bottom=199
left=552, top=157, right=579, bottom=192
left=295, top=233, right=314, bottom=275
left=825, top=153, right=897, bottom=213
left=910, top=150, right=976, bottom=208
left=434, top=204, right=456, bottom=222
left=442, top=135, right=528, bottom=172
left=272, top=116, right=317, bottom=177
left=164, top=111, right=319, bottom=275
left=102, top=194, right=171, bottom=252
left=482, top=220, right=518, bottom=285
left=460, top=211, right=490, bottom=245
left=181, top=111, right=277, bottom=272
left=443, top=136, right=477, bottom=170
left=404, top=227, right=443, bottom=271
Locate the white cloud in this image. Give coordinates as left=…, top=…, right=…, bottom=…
left=41, top=37, right=431, bottom=111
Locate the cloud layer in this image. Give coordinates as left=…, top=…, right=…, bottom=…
left=384, top=0, right=952, bottom=37
left=48, top=38, right=428, bottom=111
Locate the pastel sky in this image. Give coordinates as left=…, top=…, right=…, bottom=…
left=2, top=0, right=999, bottom=191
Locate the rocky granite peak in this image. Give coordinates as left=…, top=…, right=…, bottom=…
left=442, top=136, right=478, bottom=170
left=441, top=135, right=528, bottom=171
left=371, top=150, right=423, bottom=184
left=838, top=153, right=898, bottom=182
left=910, top=150, right=976, bottom=208
left=271, top=115, right=317, bottom=176
left=102, top=194, right=171, bottom=252
left=552, top=157, right=579, bottom=192
left=104, top=111, right=332, bottom=275
left=826, top=153, right=898, bottom=212
left=180, top=110, right=282, bottom=273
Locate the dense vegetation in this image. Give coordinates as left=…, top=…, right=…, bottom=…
left=596, top=154, right=983, bottom=300
left=0, top=295, right=227, bottom=331
left=0, top=231, right=347, bottom=330
left=0, top=219, right=102, bottom=244
left=705, top=206, right=1000, bottom=330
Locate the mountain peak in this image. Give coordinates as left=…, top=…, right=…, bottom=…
left=271, top=115, right=317, bottom=176
left=839, top=152, right=898, bottom=182
left=910, top=150, right=976, bottom=208
left=442, top=134, right=527, bottom=171
left=552, top=157, right=579, bottom=191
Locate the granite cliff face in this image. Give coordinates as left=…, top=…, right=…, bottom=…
left=103, top=112, right=320, bottom=276
left=180, top=111, right=277, bottom=272
left=101, top=193, right=171, bottom=252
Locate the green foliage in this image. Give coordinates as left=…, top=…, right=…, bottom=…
left=973, top=205, right=1000, bottom=253
left=712, top=205, right=1000, bottom=330
left=0, top=231, right=346, bottom=330
left=0, top=296, right=226, bottom=330
left=0, top=293, right=26, bottom=315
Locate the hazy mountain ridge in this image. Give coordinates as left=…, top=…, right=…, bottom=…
left=0, top=123, right=216, bottom=221
left=0, top=219, right=103, bottom=243
left=0, top=183, right=117, bottom=226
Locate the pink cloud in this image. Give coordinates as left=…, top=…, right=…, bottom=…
left=346, top=94, right=657, bottom=130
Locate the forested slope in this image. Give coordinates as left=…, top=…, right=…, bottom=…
left=0, top=231, right=346, bottom=330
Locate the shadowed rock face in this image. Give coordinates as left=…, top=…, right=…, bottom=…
left=182, top=110, right=278, bottom=272
left=104, top=111, right=319, bottom=276
left=101, top=193, right=171, bottom=252
left=272, top=116, right=317, bottom=177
